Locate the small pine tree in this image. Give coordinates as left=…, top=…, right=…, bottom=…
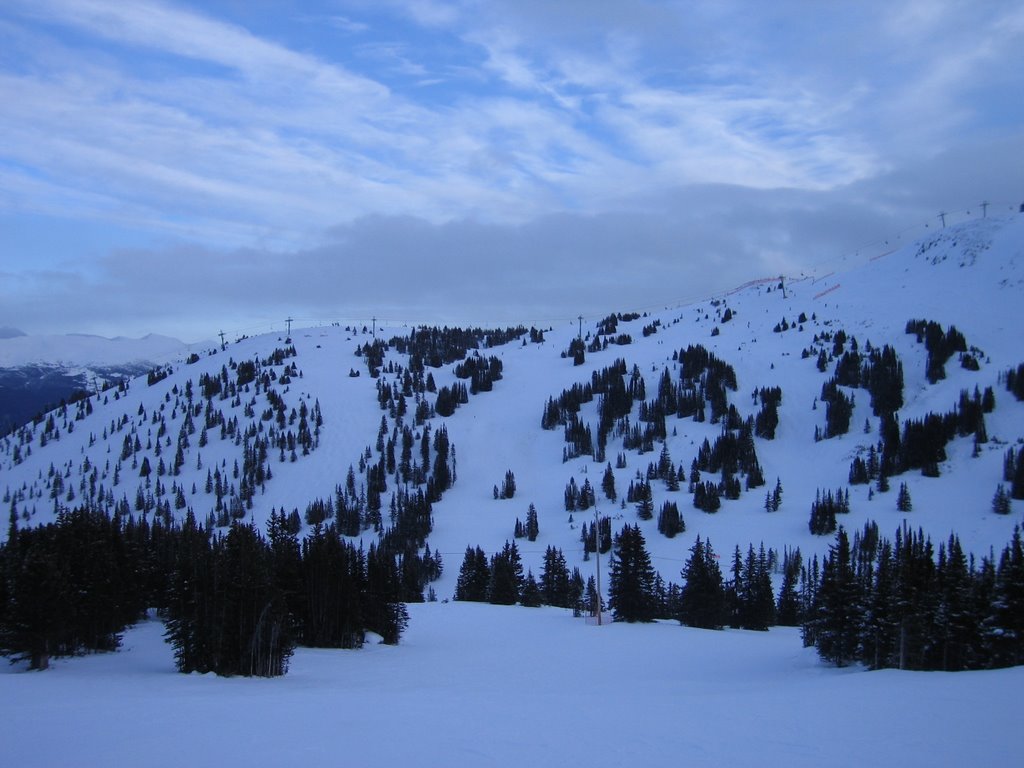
left=992, top=484, right=1012, bottom=515
left=525, top=504, right=539, bottom=541
left=896, top=483, right=912, bottom=512
left=771, top=478, right=783, bottom=511
left=602, top=463, right=617, bottom=501
left=520, top=571, right=542, bottom=607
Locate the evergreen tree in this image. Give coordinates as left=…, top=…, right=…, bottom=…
left=601, top=463, right=617, bottom=501
left=679, top=536, right=725, bottom=629
left=487, top=541, right=524, bottom=605
left=896, top=483, right=913, bottom=512
left=635, top=480, right=654, bottom=521
left=525, top=503, right=539, bottom=541
left=990, top=526, right=1024, bottom=667
left=539, top=546, right=571, bottom=608
left=809, top=528, right=862, bottom=667
left=608, top=524, right=657, bottom=622
left=775, top=549, right=802, bottom=626
left=454, top=546, right=490, bottom=602
left=218, top=522, right=294, bottom=676
left=520, top=570, right=542, bottom=607
left=992, top=484, right=1012, bottom=515
left=656, top=500, right=685, bottom=538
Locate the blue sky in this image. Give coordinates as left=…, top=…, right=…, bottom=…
left=1, top=0, right=1022, bottom=341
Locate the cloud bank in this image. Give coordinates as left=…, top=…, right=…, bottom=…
left=0, top=0, right=1022, bottom=339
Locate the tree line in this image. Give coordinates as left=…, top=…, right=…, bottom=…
left=0, top=505, right=411, bottom=676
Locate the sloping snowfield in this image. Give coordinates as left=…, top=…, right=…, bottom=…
left=2, top=602, right=1019, bottom=767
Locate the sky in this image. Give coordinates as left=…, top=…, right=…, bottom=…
left=1, top=0, right=1022, bottom=342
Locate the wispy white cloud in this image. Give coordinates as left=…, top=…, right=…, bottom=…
left=1, top=0, right=1022, bottom=337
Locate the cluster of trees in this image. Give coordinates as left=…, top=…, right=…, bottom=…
left=656, top=500, right=685, bottom=537
left=802, top=524, right=1024, bottom=670
left=1005, top=363, right=1024, bottom=401
left=1002, top=447, right=1024, bottom=501
left=691, top=424, right=764, bottom=490
left=455, top=542, right=589, bottom=611
left=493, top=469, right=516, bottom=500
left=906, top=319, right=968, bottom=383
left=388, top=325, right=533, bottom=371
left=845, top=387, right=993, bottom=489
left=642, top=442, right=684, bottom=491
left=818, top=378, right=855, bottom=439
left=453, top=354, right=504, bottom=394
left=564, top=477, right=596, bottom=511
left=772, top=311, right=808, bottom=333
left=607, top=528, right=776, bottom=631
left=0, top=507, right=146, bottom=670
left=818, top=338, right=907, bottom=440
left=513, top=504, right=539, bottom=541
left=808, top=488, right=851, bottom=535
left=595, top=311, right=642, bottom=337
left=1, top=506, right=413, bottom=676
left=564, top=338, right=586, bottom=366
left=831, top=343, right=905, bottom=416
left=7, top=345, right=322, bottom=532
left=434, top=383, right=470, bottom=418
left=753, top=386, right=782, bottom=439
left=674, top=345, right=738, bottom=424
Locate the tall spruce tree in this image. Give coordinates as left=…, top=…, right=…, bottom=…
left=809, top=527, right=862, bottom=667
left=679, top=536, right=725, bottom=629
left=454, top=546, right=490, bottom=602
left=608, top=524, right=657, bottom=622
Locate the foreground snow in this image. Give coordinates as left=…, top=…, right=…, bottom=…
left=1, top=602, right=1018, bottom=767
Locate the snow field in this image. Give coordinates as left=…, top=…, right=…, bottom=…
left=2, top=601, right=1019, bottom=767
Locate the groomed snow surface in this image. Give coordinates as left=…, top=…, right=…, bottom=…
left=1, top=601, right=1019, bottom=767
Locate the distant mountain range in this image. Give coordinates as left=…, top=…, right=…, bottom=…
left=0, top=332, right=209, bottom=433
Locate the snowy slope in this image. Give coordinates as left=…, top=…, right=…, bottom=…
left=1, top=214, right=1023, bottom=595
left=0, top=602, right=1020, bottom=768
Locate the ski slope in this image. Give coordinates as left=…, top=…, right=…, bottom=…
left=1, top=602, right=1020, bottom=768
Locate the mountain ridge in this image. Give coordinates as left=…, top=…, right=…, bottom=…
left=2, top=214, right=1023, bottom=598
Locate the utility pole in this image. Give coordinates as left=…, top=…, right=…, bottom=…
left=780, top=275, right=787, bottom=299
left=372, top=317, right=377, bottom=339
left=286, top=317, right=293, bottom=337
left=981, top=201, right=989, bottom=218
left=218, top=330, right=226, bottom=350
left=594, top=507, right=602, bottom=626
left=577, top=314, right=583, bottom=341
left=938, top=211, right=947, bottom=228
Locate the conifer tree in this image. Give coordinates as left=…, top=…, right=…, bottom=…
left=525, top=504, right=539, bottom=542
left=487, top=541, right=524, bottom=605
left=539, top=546, right=571, bottom=608
left=608, top=525, right=657, bottom=622
left=601, top=463, right=617, bottom=501
left=809, top=528, right=862, bottom=667
left=992, top=484, right=1012, bottom=515
left=679, top=536, right=725, bottom=629
left=635, top=480, right=654, bottom=521
left=775, top=549, right=802, bottom=626
left=521, top=570, right=542, bottom=607
left=454, top=546, right=490, bottom=602
left=896, top=483, right=913, bottom=512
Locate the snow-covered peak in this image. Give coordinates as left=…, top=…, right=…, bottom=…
left=0, top=331, right=206, bottom=368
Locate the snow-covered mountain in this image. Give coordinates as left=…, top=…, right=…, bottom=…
left=3, top=213, right=1024, bottom=768
left=0, top=332, right=209, bottom=434
left=2, top=214, right=1023, bottom=590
